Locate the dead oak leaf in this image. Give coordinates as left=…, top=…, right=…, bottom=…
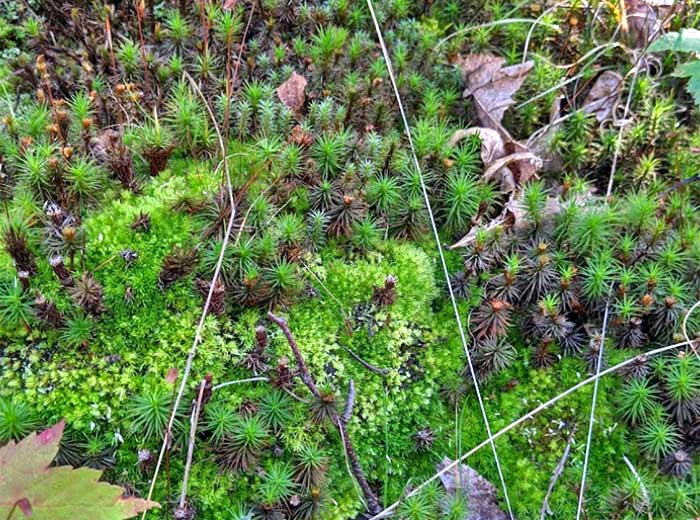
left=455, top=54, right=534, bottom=129
left=624, top=0, right=677, bottom=48
left=277, top=72, right=307, bottom=114
left=449, top=127, right=504, bottom=163
left=450, top=182, right=599, bottom=249
left=527, top=96, right=564, bottom=173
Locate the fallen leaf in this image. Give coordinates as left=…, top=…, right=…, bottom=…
left=625, top=0, right=677, bottom=48
left=456, top=54, right=534, bottom=129
left=437, top=457, right=508, bottom=520
left=450, top=127, right=541, bottom=193
left=223, top=0, right=238, bottom=10
left=624, top=0, right=661, bottom=47
left=482, top=151, right=542, bottom=190
left=450, top=128, right=505, bottom=164
left=450, top=184, right=598, bottom=249
left=449, top=195, right=522, bottom=249
left=277, top=72, right=308, bottom=113
left=583, top=71, right=623, bottom=122
left=0, top=422, right=160, bottom=519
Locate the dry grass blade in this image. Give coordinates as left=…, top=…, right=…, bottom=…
left=140, top=50, right=245, bottom=520
left=366, top=0, right=515, bottom=517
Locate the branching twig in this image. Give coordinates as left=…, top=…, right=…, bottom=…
left=141, top=60, right=238, bottom=520
left=366, top=1, right=514, bottom=515
left=267, top=312, right=382, bottom=515
left=659, top=174, right=700, bottom=201
left=267, top=313, right=321, bottom=399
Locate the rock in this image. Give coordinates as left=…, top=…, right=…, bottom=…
left=437, top=457, right=508, bottom=520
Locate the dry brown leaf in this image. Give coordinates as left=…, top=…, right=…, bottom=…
left=450, top=127, right=541, bottom=193
left=624, top=0, right=679, bottom=48
left=583, top=71, right=623, bottom=122
left=277, top=72, right=307, bottom=113
left=450, top=193, right=557, bottom=249
left=449, top=196, right=520, bottom=249
left=625, top=0, right=659, bottom=47
left=456, top=54, right=534, bottom=129
left=450, top=184, right=599, bottom=249
left=483, top=152, right=542, bottom=190
left=450, top=127, right=504, bottom=163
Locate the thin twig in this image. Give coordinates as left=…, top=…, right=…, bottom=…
left=576, top=48, right=644, bottom=520
left=622, top=455, right=652, bottom=520
left=300, top=260, right=354, bottom=335
left=267, top=313, right=320, bottom=398
left=682, top=299, right=700, bottom=358
left=211, top=376, right=269, bottom=392
left=437, top=18, right=560, bottom=49
left=343, top=379, right=355, bottom=424
left=340, top=344, right=390, bottom=376
left=659, top=174, right=700, bottom=201
left=267, top=312, right=382, bottom=514
left=338, top=417, right=368, bottom=510
left=575, top=299, right=611, bottom=520
left=141, top=66, right=237, bottom=520
left=522, top=2, right=569, bottom=64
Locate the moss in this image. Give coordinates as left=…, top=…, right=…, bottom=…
left=2, top=1, right=700, bottom=518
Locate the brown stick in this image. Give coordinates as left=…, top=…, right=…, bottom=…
left=267, top=313, right=321, bottom=398
left=267, top=312, right=382, bottom=515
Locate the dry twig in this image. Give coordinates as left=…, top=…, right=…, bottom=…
left=267, top=312, right=382, bottom=515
